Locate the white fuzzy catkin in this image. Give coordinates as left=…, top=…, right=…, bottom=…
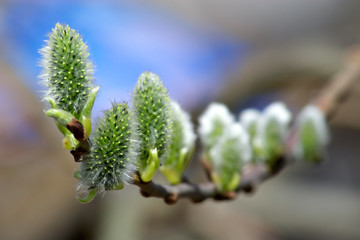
left=297, top=105, right=329, bottom=143
left=256, top=102, right=291, bottom=142
left=172, top=101, right=196, bottom=150
left=239, top=109, right=261, bottom=133
left=210, top=122, right=252, bottom=169
left=198, top=102, right=235, bottom=149
left=263, top=102, right=291, bottom=127
left=253, top=102, right=292, bottom=162
left=293, top=105, right=330, bottom=160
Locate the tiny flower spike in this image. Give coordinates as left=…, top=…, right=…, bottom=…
left=160, top=101, right=196, bottom=184
left=40, top=23, right=95, bottom=117
left=40, top=23, right=98, bottom=149
left=254, top=102, right=292, bottom=168
left=132, top=72, right=173, bottom=182
left=198, top=102, right=235, bottom=153
left=293, top=105, right=330, bottom=163
left=209, top=123, right=251, bottom=192
left=78, top=103, right=137, bottom=203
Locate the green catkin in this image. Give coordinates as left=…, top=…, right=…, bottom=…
left=160, top=101, right=196, bottom=184
left=163, top=108, right=184, bottom=167
left=80, top=103, right=137, bottom=191
left=198, top=103, right=235, bottom=152
left=254, top=102, right=291, bottom=166
left=40, top=23, right=94, bottom=117
left=198, top=103, right=235, bottom=169
left=299, top=120, right=319, bottom=162
left=209, top=123, right=251, bottom=192
left=132, top=72, right=173, bottom=169
left=294, top=105, right=330, bottom=162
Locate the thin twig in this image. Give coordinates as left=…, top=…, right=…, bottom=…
left=133, top=47, right=360, bottom=204
left=313, top=46, right=360, bottom=119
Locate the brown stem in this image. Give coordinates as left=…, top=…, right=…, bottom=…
left=133, top=47, right=360, bottom=204
left=313, top=46, right=360, bottom=119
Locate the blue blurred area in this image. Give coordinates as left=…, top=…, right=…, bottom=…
left=1, top=0, right=249, bottom=115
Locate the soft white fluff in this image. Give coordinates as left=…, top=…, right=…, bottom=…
left=294, top=105, right=330, bottom=159
left=172, top=101, right=196, bottom=149
left=297, top=105, right=329, bottom=144
left=239, top=109, right=261, bottom=132
left=263, top=102, right=291, bottom=126
left=198, top=102, right=235, bottom=147
left=210, top=122, right=251, bottom=168
left=254, top=102, right=292, bottom=156
left=257, top=102, right=291, bottom=139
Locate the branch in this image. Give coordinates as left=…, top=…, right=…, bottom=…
left=313, top=46, right=360, bottom=119
left=133, top=47, right=360, bottom=204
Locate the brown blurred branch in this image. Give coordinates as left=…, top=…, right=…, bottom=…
left=133, top=47, right=360, bottom=204
left=313, top=46, right=360, bottom=119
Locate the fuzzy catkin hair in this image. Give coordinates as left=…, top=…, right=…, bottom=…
left=198, top=102, right=235, bottom=151
left=294, top=105, right=329, bottom=162
left=163, top=101, right=195, bottom=167
left=254, top=102, right=291, bottom=163
left=210, top=123, right=251, bottom=191
left=80, top=103, right=137, bottom=190
left=39, top=23, right=94, bottom=116
left=132, top=72, right=173, bottom=166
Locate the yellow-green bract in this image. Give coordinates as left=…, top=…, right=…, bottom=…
left=132, top=72, right=173, bottom=182
left=39, top=23, right=95, bottom=117
left=79, top=103, right=137, bottom=192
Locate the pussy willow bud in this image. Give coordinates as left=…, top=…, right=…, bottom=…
left=78, top=103, right=137, bottom=202
left=39, top=23, right=95, bottom=117
left=132, top=72, right=172, bottom=182
left=240, top=109, right=260, bottom=140
left=239, top=109, right=261, bottom=163
left=198, top=103, right=235, bottom=151
left=209, top=123, right=251, bottom=192
left=254, top=102, right=292, bottom=166
left=293, top=105, right=330, bottom=162
left=160, top=101, right=196, bottom=184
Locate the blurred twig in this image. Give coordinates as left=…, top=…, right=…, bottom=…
left=133, top=47, right=360, bottom=204
left=313, top=46, right=360, bottom=119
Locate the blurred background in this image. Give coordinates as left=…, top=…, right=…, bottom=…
left=1, top=0, right=360, bottom=239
